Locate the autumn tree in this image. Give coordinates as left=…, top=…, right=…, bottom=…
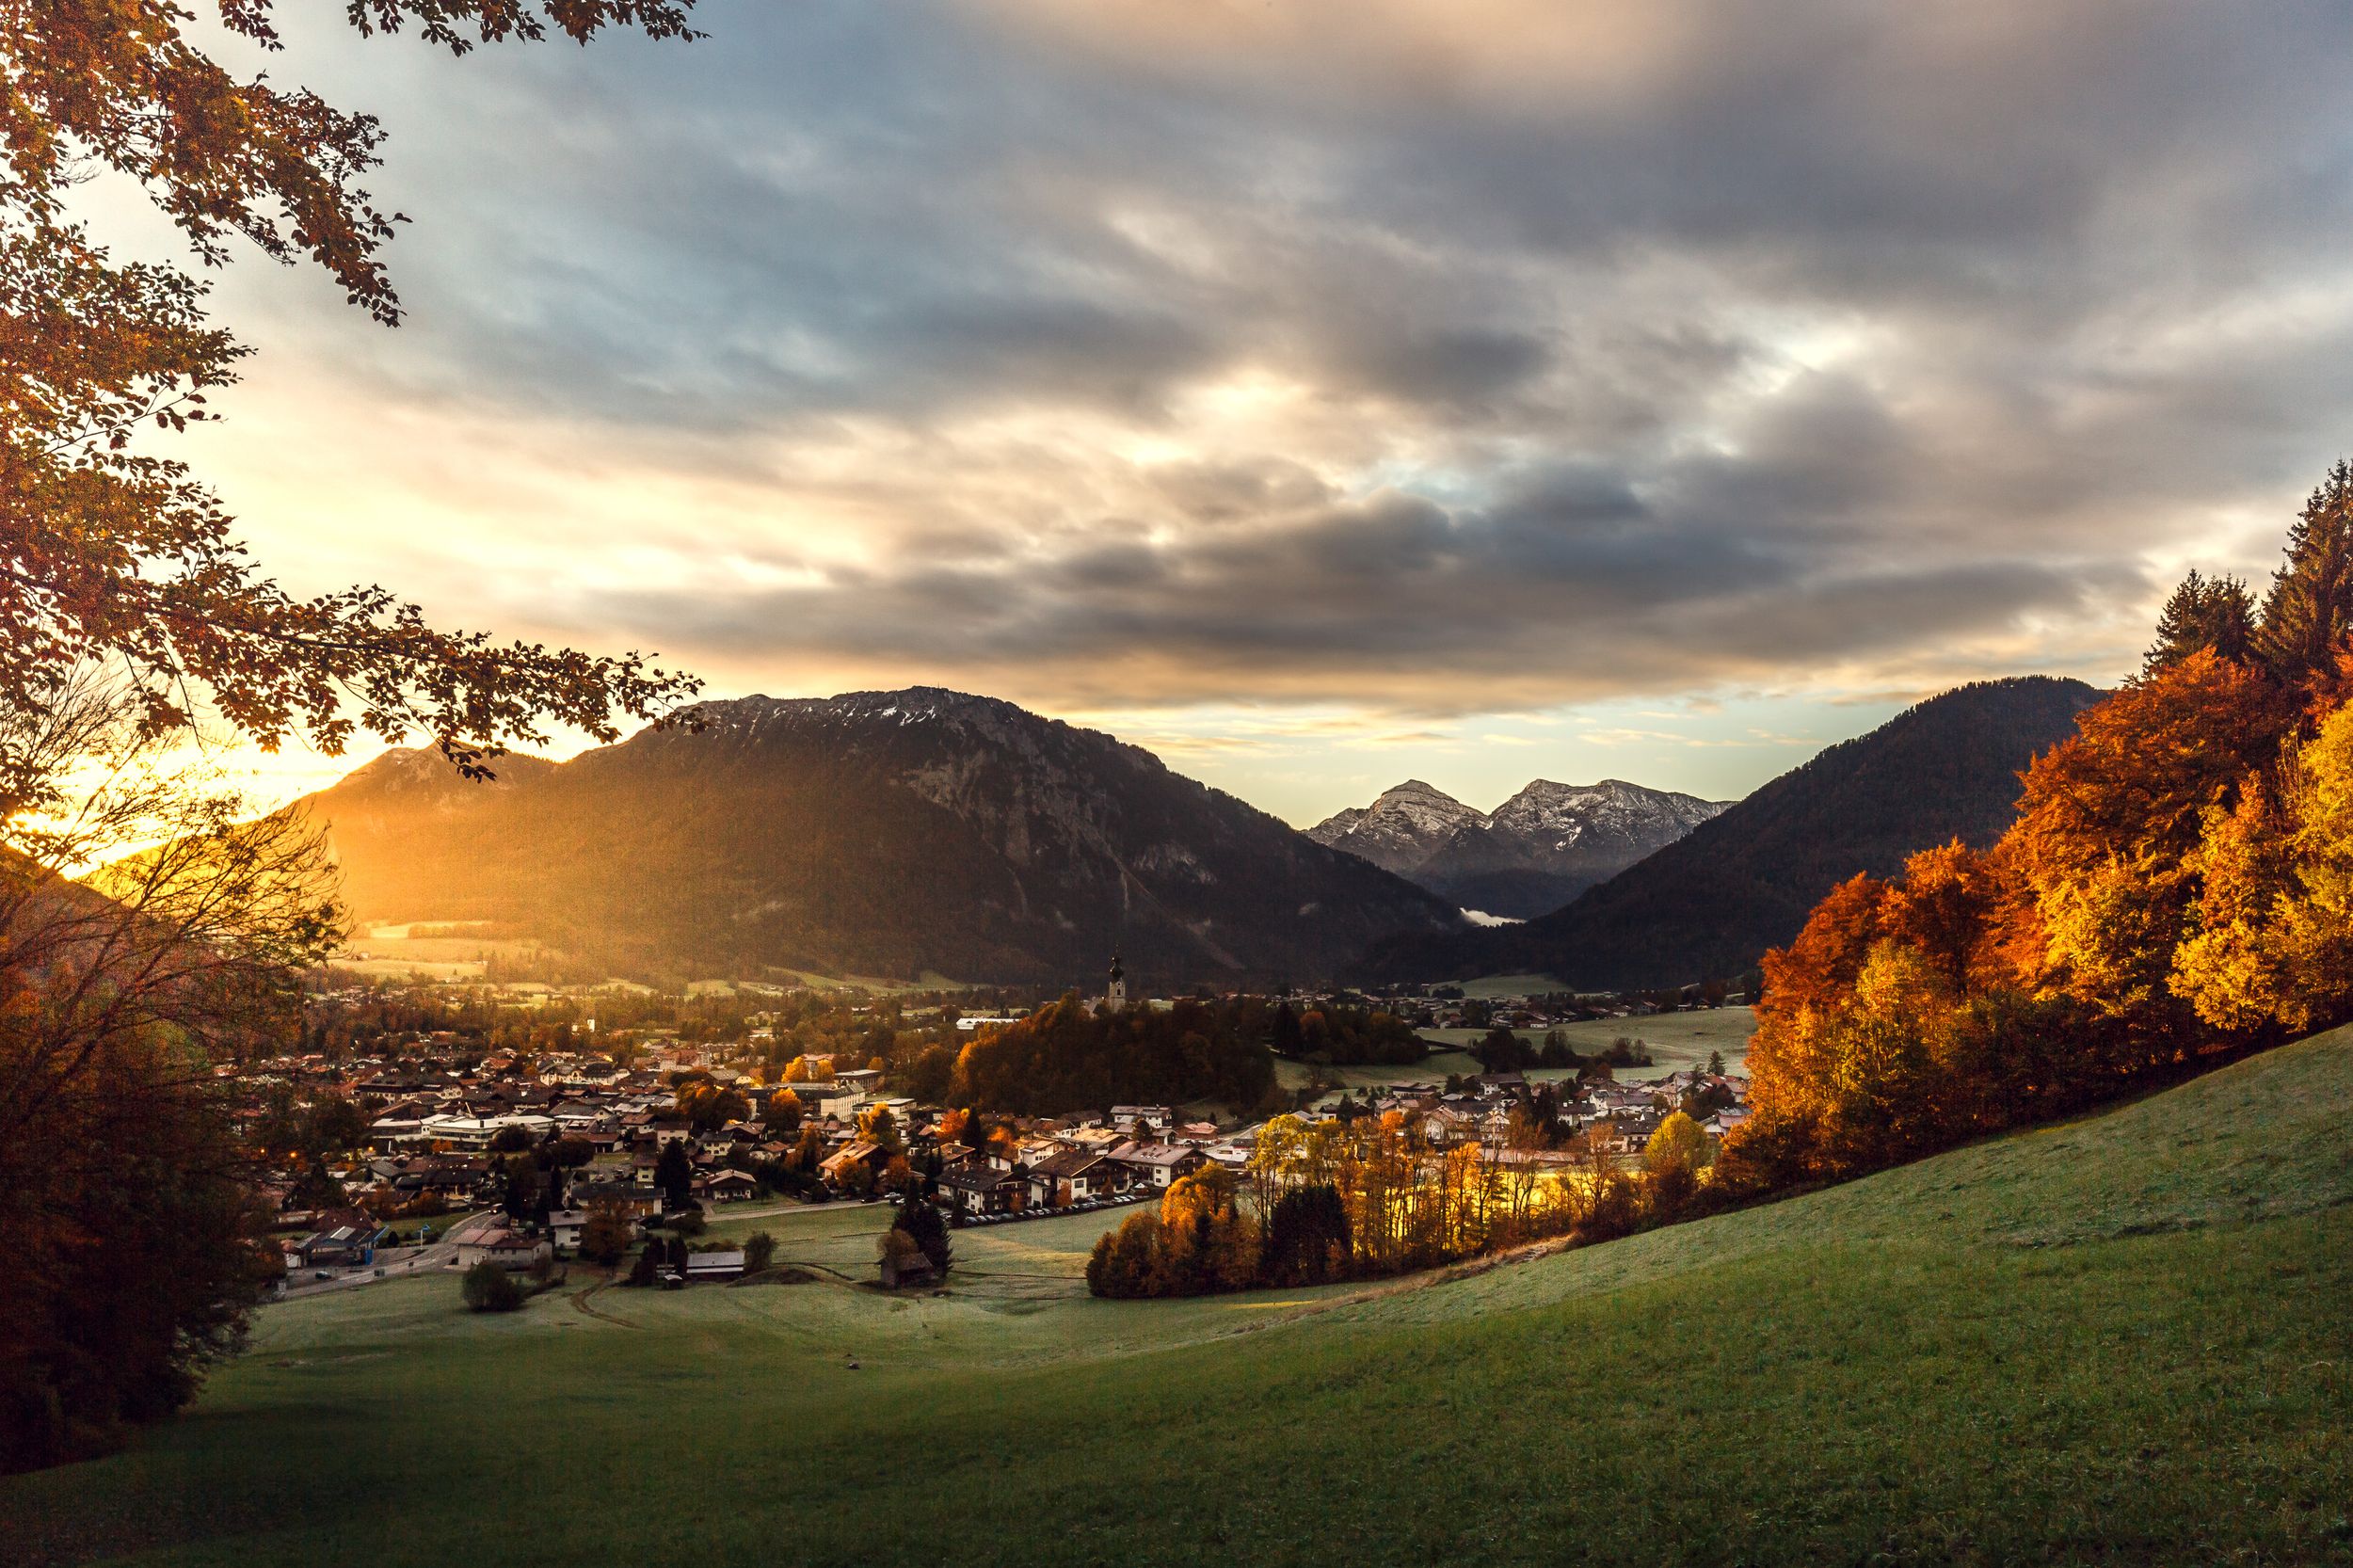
left=2, top=2, right=704, bottom=773
left=2174, top=699, right=2353, bottom=1033
left=2009, top=648, right=2284, bottom=1024
left=578, top=1200, right=633, bottom=1269
left=675, top=1080, right=748, bottom=1132
left=1643, top=1112, right=1708, bottom=1176
left=760, top=1087, right=803, bottom=1135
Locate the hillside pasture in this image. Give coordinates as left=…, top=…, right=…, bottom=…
left=6, top=1028, right=2348, bottom=1567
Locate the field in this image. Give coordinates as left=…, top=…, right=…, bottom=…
left=1277, top=1006, right=1753, bottom=1096
left=1422, top=1006, right=1756, bottom=1077
left=7, top=1028, right=2351, bottom=1566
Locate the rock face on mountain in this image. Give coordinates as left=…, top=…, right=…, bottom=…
left=1361, top=675, right=2104, bottom=989
left=1309, top=777, right=1729, bottom=917
left=295, top=688, right=1463, bottom=986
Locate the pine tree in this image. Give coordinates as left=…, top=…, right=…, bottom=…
left=2255, top=459, right=2353, bottom=680
left=2145, top=568, right=2254, bottom=675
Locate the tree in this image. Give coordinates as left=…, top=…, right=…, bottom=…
left=653, top=1140, right=694, bottom=1209
left=760, top=1088, right=803, bottom=1136
left=2175, top=698, right=2353, bottom=1033
left=497, top=1154, right=544, bottom=1222
left=855, top=1103, right=903, bottom=1154
left=892, top=1198, right=952, bottom=1275
left=578, top=1201, right=633, bottom=1269
left=0, top=680, right=332, bottom=1473
left=1643, top=1112, right=1709, bottom=1177
left=2, top=3, right=703, bottom=774
left=1470, top=1025, right=1529, bottom=1073
left=2146, top=568, right=2256, bottom=675
left=1260, top=1184, right=1351, bottom=1287
left=2256, top=460, right=2353, bottom=683
left=460, top=1261, right=524, bottom=1313
left=676, top=1081, right=748, bottom=1132
left=743, top=1231, right=776, bottom=1273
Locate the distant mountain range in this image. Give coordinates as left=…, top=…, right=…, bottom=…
left=294, top=688, right=1463, bottom=987
left=1308, top=777, right=1729, bottom=917
left=1360, top=676, right=2103, bottom=990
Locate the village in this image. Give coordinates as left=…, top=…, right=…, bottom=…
left=256, top=963, right=1753, bottom=1296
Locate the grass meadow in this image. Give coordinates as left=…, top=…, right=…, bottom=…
left=6, top=1029, right=2348, bottom=1567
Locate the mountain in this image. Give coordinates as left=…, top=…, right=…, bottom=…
left=1310, top=776, right=1730, bottom=917
left=1362, top=675, right=2103, bottom=988
left=295, top=688, right=1464, bottom=986
left=1305, top=780, right=1486, bottom=878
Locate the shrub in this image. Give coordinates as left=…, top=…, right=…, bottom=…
left=460, top=1262, right=524, bottom=1313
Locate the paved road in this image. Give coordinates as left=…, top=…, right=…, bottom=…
left=276, top=1211, right=495, bottom=1302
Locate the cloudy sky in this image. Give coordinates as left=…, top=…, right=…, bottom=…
left=120, top=0, right=2353, bottom=824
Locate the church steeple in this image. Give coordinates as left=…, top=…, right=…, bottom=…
left=1104, top=950, right=1128, bottom=1013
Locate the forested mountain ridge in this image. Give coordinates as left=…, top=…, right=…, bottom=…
left=1361, top=676, right=2102, bottom=988
left=1309, top=776, right=1729, bottom=917
left=295, top=688, right=1464, bottom=985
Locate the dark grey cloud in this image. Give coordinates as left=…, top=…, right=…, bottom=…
left=198, top=0, right=2353, bottom=715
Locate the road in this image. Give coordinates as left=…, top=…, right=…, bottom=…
left=275, top=1211, right=496, bottom=1302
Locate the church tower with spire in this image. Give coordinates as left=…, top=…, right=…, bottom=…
left=1103, top=951, right=1128, bottom=1014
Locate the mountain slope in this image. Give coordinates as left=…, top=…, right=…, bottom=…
left=1311, top=777, right=1730, bottom=916
left=1366, top=675, right=2101, bottom=987
left=296, top=688, right=1463, bottom=985
left=1305, top=780, right=1484, bottom=880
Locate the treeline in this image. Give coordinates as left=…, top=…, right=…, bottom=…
left=1721, top=461, right=2353, bottom=1194
left=1087, top=1109, right=1715, bottom=1297
left=944, top=995, right=1278, bottom=1116
left=1269, top=999, right=1426, bottom=1065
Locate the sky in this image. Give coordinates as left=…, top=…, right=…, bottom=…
left=104, top=0, right=2353, bottom=825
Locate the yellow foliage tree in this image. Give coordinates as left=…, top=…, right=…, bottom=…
left=2176, top=700, right=2353, bottom=1032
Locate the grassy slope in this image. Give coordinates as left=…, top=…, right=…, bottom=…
left=8, top=1030, right=2351, bottom=1568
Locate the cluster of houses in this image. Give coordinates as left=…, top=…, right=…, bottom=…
left=1330, top=1067, right=1752, bottom=1155
left=245, top=970, right=1753, bottom=1289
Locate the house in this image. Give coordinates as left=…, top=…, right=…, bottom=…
left=1026, top=1148, right=1118, bottom=1209
left=294, top=1214, right=391, bottom=1269
left=548, top=1208, right=586, bottom=1254
left=698, top=1169, right=760, bottom=1204
left=1419, top=1106, right=1479, bottom=1146
left=572, top=1179, right=661, bottom=1219
left=456, top=1227, right=552, bottom=1272
left=878, top=1247, right=936, bottom=1290
left=937, top=1163, right=1023, bottom=1216
left=818, top=1139, right=888, bottom=1188
left=683, top=1249, right=746, bottom=1283
left=1114, top=1143, right=1209, bottom=1188
left=1110, top=1105, right=1175, bottom=1134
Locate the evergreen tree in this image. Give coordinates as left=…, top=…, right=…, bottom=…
left=892, top=1197, right=953, bottom=1273
left=2255, top=459, right=2353, bottom=680
left=2144, top=568, right=2254, bottom=675
left=654, top=1140, right=694, bottom=1209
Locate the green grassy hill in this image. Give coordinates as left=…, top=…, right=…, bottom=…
left=8, top=1029, right=2351, bottom=1567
